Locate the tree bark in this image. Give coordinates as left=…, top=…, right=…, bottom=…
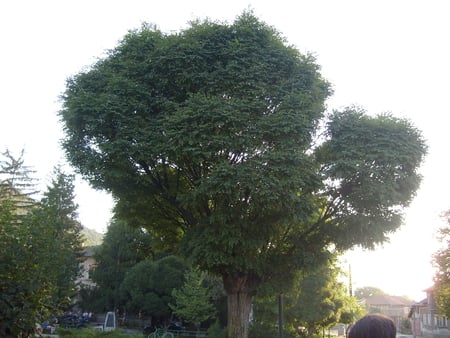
left=223, top=273, right=259, bottom=338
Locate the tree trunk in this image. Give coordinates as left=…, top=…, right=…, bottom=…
left=223, top=273, right=259, bottom=338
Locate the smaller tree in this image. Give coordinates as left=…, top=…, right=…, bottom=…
left=0, top=151, right=53, bottom=336
left=354, top=286, right=386, bottom=300
left=0, top=153, right=85, bottom=336
left=286, top=265, right=352, bottom=337
left=0, top=203, right=55, bottom=336
left=250, top=259, right=363, bottom=338
left=37, top=166, right=84, bottom=309
left=123, top=256, right=187, bottom=322
left=340, top=296, right=365, bottom=324
left=433, top=211, right=450, bottom=318
left=170, top=269, right=216, bottom=329
left=88, top=220, right=153, bottom=313
left=0, top=149, right=37, bottom=213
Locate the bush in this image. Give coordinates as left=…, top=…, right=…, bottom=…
left=207, top=321, right=227, bottom=338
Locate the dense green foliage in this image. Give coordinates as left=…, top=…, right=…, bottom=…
left=79, top=219, right=222, bottom=328
left=170, top=269, right=216, bottom=328
left=250, top=260, right=364, bottom=338
left=285, top=264, right=362, bottom=336
left=0, top=151, right=83, bottom=337
left=38, top=167, right=84, bottom=307
left=80, top=222, right=228, bottom=328
left=123, top=255, right=187, bottom=319
left=315, top=109, right=426, bottom=250
left=433, top=211, right=450, bottom=318
left=59, top=12, right=427, bottom=338
left=0, top=197, right=53, bottom=337
left=354, top=286, right=386, bottom=300
left=60, top=12, right=332, bottom=281
left=80, top=220, right=153, bottom=313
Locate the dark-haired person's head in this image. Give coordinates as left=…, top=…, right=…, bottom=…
left=348, top=314, right=396, bottom=338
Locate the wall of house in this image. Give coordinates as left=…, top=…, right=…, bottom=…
left=77, top=254, right=96, bottom=288
left=411, top=292, right=450, bottom=338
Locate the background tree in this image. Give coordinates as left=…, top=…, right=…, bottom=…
left=0, top=151, right=52, bottom=336
left=0, top=149, right=37, bottom=216
left=0, top=200, right=55, bottom=337
left=122, top=255, right=187, bottom=323
left=59, top=12, right=427, bottom=338
left=433, top=210, right=450, bottom=318
left=85, top=219, right=153, bottom=313
left=249, top=280, right=296, bottom=338
left=354, top=286, right=386, bottom=300
left=288, top=267, right=345, bottom=337
left=0, top=153, right=82, bottom=336
left=250, top=260, right=363, bottom=338
left=338, top=296, right=365, bottom=326
left=36, top=167, right=84, bottom=309
left=287, top=263, right=361, bottom=337
left=399, top=318, right=412, bottom=335
left=170, top=269, right=216, bottom=329
left=288, top=270, right=343, bottom=337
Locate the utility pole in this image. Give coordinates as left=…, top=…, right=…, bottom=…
left=349, top=264, right=353, bottom=297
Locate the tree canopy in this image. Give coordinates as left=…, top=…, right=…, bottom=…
left=354, top=286, right=386, bottom=300
left=59, top=12, right=427, bottom=338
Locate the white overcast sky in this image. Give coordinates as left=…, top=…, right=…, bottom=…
left=1, top=0, right=449, bottom=300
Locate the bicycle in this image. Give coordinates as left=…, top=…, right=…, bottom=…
left=148, top=328, right=174, bottom=338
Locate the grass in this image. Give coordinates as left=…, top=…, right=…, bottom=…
left=56, top=327, right=141, bottom=337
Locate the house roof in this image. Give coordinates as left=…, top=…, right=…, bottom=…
left=363, top=294, right=415, bottom=306
left=81, top=245, right=97, bottom=257
left=408, top=298, right=429, bottom=317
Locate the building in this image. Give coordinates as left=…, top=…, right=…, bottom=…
left=409, top=287, right=450, bottom=338
left=78, top=245, right=98, bottom=288
left=362, top=294, right=414, bottom=330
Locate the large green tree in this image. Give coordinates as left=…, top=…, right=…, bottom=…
left=59, top=13, right=427, bottom=338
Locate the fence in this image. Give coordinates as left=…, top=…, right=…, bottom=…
left=148, top=328, right=207, bottom=338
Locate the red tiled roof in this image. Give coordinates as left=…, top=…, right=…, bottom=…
left=363, top=294, right=415, bottom=306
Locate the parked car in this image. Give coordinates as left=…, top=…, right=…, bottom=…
left=58, top=313, right=88, bottom=329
